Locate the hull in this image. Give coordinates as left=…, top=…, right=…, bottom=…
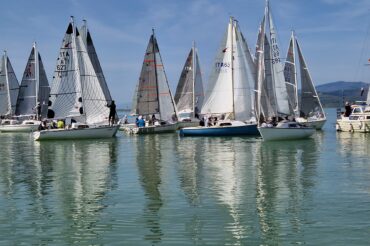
left=0, top=124, right=39, bottom=132
left=336, top=119, right=370, bottom=133
left=176, top=121, right=199, bottom=130
left=123, top=123, right=177, bottom=134
left=258, top=127, right=315, bottom=141
left=33, top=125, right=119, bottom=140
left=179, top=124, right=259, bottom=137
left=296, top=118, right=326, bottom=130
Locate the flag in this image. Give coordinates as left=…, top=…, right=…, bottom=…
left=361, top=87, right=364, bottom=96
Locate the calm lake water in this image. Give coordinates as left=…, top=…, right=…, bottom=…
left=0, top=108, right=370, bottom=245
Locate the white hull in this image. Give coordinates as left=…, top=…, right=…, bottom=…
left=258, top=126, right=315, bottom=141
left=0, top=120, right=41, bottom=132
left=122, top=123, right=177, bottom=134
left=336, top=118, right=370, bottom=133
left=295, top=117, right=326, bottom=130
left=33, top=125, right=119, bottom=140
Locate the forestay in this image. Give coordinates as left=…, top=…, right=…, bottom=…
left=0, top=52, right=19, bottom=116
left=296, top=39, right=324, bottom=118
left=16, top=43, right=50, bottom=118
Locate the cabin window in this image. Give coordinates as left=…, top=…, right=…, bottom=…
left=220, top=123, right=232, bottom=126
left=367, top=116, right=370, bottom=119
left=349, top=116, right=359, bottom=120
left=353, top=108, right=362, bottom=113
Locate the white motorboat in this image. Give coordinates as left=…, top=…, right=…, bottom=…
left=336, top=103, right=370, bottom=132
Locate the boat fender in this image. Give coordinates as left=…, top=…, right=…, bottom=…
left=349, top=123, right=354, bottom=132
left=335, top=123, right=341, bottom=131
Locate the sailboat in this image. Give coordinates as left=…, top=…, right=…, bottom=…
left=0, top=51, right=20, bottom=129
left=33, top=17, right=119, bottom=140
left=0, top=43, right=50, bottom=132
left=284, top=32, right=326, bottom=130
left=123, top=29, right=178, bottom=134
left=256, top=1, right=315, bottom=141
left=174, top=42, right=204, bottom=129
left=180, top=17, right=259, bottom=137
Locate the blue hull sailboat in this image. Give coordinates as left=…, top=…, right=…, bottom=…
left=180, top=17, right=259, bottom=137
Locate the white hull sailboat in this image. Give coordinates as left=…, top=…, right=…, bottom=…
left=284, top=32, right=326, bottom=130
left=0, top=119, right=40, bottom=132
left=33, top=17, right=117, bottom=140
left=258, top=122, right=315, bottom=141
left=0, top=42, right=50, bottom=133
left=34, top=124, right=119, bottom=140
left=126, top=29, right=178, bottom=134
left=181, top=17, right=258, bottom=137
left=255, top=1, right=314, bottom=141
left=174, top=42, right=204, bottom=129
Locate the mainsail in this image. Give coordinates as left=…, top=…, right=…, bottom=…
left=49, top=18, right=110, bottom=124
left=0, top=51, right=19, bottom=116
left=257, top=0, right=292, bottom=122
left=16, top=43, right=50, bottom=118
left=284, top=32, right=298, bottom=115
left=132, top=29, right=177, bottom=122
left=174, top=43, right=204, bottom=116
left=201, top=17, right=256, bottom=121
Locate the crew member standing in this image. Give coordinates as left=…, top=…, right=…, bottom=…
left=107, top=100, right=117, bottom=126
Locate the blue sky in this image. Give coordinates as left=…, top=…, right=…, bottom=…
left=1, top=0, right=369, bottom=106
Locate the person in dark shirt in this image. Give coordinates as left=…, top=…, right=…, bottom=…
left=107, top=100, right=117, bottom=126
left=344, top=102, right=352, bottom=117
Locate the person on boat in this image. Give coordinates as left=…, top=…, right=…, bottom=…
left=344, top=102, right=352, bottom=117
left=194, top=107, right=199, bottom=119
left=138, top=116, right=145, bottom=127
left=204, top=115, right=209, bottom=127
left=107, top=100, right=117, bottom=126
left=57, top=119, right=64, bottom=129
left=121, top=115, right=128, bottom=124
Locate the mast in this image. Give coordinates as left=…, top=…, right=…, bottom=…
left=4, top=50, right=11, bottom=115
left=192, top=41, right=196, bottom=118
left=34, top=42, right=39, bottom=108
left=230, top=17, right=235, bottom=118
left=291, top=31, right=299, bottom=117
left=152, top=28, right=160, bottom=118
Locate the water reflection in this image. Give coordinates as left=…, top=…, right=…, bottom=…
left=255, top=137, right=320, bottom=244
left=336, top=132, right=370, bottom=158
left=0, top=135, right=118, bottom=244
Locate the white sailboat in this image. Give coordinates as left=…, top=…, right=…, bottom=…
left=123, top=29, right=178, bottom=134
left=256, top=1, right=315, bottom=141
left=284, top=32, right=326, bottom=129
left=0, top=43, right=50, bottom=132
left=33, top=17, right=119, bottom=140
left=180, top=17, right=259, bottom=137
left=174, top=42, right=204, bottom=129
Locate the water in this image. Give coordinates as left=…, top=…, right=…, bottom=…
left=1, top=108, right=370, bottom=245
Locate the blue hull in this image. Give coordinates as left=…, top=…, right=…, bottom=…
left=179, top=124, right=259, bottom=136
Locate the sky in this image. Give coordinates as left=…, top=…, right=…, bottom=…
left=0, top=0, right=370, bottom=107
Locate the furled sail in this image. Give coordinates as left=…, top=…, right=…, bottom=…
left=284, top=33, right=298, bottom=115
left=296, top=38, right=324, bottom=118
left=133, top=30, right=177, bottom=122
left=174, top=44, right=204, bottom=116
left=0, top=52, right=19, bottom=116
left=16, top=43, right=50, bottom=118
left=49, top=18, right=110, bottom=124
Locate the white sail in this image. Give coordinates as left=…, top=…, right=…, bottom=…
left=201, top=20, right=233, bottom=115
left=266, top=3, right=291, bottom=116
left=16, top=43, right=50, bottom=118
left=201, top=17, right=256, bottom=122
left=132, top=30, right=177, bottom=122
left=0, top=52, right=19, bottom=116
left=174, top=44, right=204, bottom=116
left=284, top=32, right=298, bottom=116
left=233, top=21, right=256, bottom=121
left=49, top=18, right=110, bottom=124
left=296, top=38, right=325, bottom=118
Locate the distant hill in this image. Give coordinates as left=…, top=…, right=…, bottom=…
left=316, top=81, right=369, bottom=108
